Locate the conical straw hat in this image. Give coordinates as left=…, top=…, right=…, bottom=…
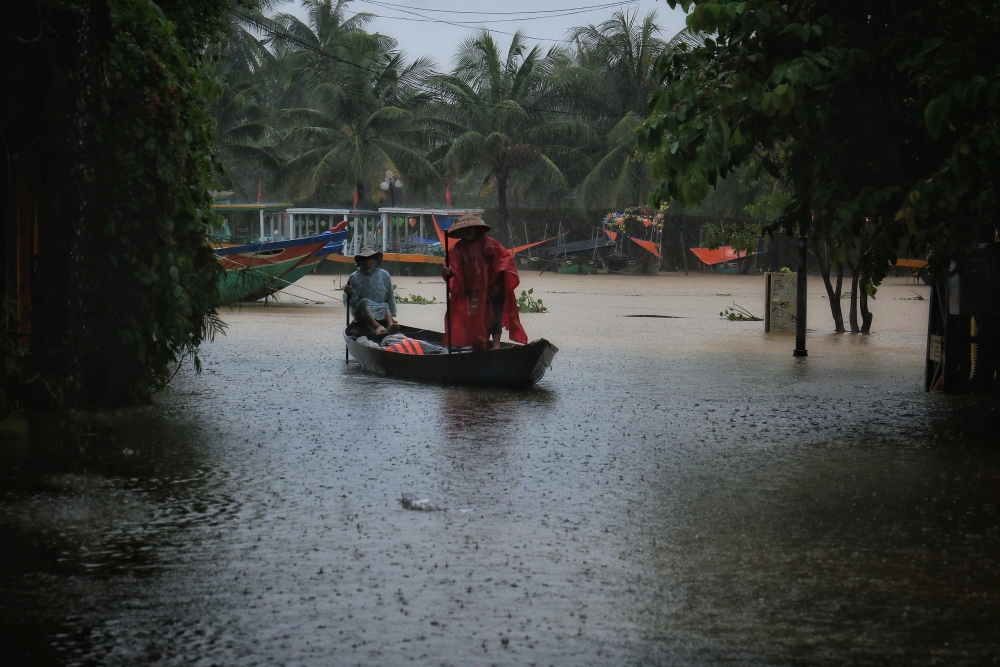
left=446, top=213, right=491, bottom=237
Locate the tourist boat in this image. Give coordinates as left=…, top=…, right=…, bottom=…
left=602, top=209, right=663, bottom=275
left=215, top=234, right=332, bottom=303
left=343, top=323, right=558, bottom=388
left=252, top=228, right=349, bottom=300
left=362, top=207, right=486, bottom=276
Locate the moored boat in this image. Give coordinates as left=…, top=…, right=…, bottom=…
left=344, top=323, right=558, bottom=388
left=602, top=208, right=663, bottom=274
left=215, top=235, right=332, bottom=303
left=251, top=229, right=349, bottom=300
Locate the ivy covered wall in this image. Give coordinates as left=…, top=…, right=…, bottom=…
left=2, top=0, right=231, bottom=412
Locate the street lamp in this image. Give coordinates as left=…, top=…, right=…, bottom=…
left=380, top=169, right=403, bottom=207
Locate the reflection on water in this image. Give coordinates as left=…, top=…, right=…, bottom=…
left=1, top=290, right=999, bottom=665
left=627, top=391, right=1000, bottom=665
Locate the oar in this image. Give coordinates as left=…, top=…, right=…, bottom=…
left=445, top=233, right=452, bottom=354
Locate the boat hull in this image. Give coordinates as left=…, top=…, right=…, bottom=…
left=604, top=253, right=660, bottom=275
left=215, top=235, right=334, bottom=303
left=253, top=232, right=348, bottom=299
left=344, top=324, right=557, bottom=388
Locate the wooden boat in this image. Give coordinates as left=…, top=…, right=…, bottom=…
left=253, top=229, right=348, bottom=300
left=603, top=252, right=660, bottom=275
left=215, top=234, right=332, bottom=303
left=344, top=323, right=558, bottom=388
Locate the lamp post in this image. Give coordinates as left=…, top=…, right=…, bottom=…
left=380, top=169, right=403, bottom=207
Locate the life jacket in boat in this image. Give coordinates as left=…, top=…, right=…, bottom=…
left=380, top=335, right=445, bottom=355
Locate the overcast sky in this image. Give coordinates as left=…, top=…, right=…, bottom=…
left=270, top=0, right=690, bottom=71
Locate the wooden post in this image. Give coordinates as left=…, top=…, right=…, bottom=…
left=679, top=231, right=689, bottom=276
left=794, top=234, right=808, bottom=357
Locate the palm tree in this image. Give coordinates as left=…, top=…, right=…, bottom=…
left=569, top=9, right=667, bottom=117
left=210, top=6, right=285, bottom=201
left=277, top=30, right=439, bottom=205
left=431, top=30, right=594, bottom=226
left=272, top=0, right=375, bottom=96
left=207, top=59, right=281, bottom=200
left=564, top=10, right=670, bottom=210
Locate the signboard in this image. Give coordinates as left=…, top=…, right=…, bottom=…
left=765, top=272, right=798, bottom=333
left=928, top=334, right=943, bottom=362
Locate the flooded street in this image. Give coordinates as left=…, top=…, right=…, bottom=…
left=2, top=273, right=998, bottom=666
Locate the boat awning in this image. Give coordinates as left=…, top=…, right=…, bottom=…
left=891, top=258, right=928, bottom=269
left=378, top=207, right=485, bottom=217
left=689, top=245, right=753, bottom=265
left=212, top=202, right=292, bottom=211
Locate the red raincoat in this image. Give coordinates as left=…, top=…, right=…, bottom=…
left=444, top=234, right=528, bottom=348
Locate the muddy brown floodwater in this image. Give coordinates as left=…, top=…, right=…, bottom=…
left=2, top=273, right=999, bottom=666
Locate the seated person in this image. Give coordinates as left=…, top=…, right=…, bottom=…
left=343, top=247, right=400, bottom=336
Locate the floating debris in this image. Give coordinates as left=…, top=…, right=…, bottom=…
left=720, top=302, right=762, bottom=321
left=400, top=493, right=445, bottom=511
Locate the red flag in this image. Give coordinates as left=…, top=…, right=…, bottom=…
left=257, top=178, right=262, bottom=203
left=431, top=214, right=457, bottom=250
left=604, top=229, right=618, bottom=242
left=445, top=184, right=452, bottom=207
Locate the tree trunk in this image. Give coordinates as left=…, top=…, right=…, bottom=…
left=812, top=238, right=845, bottom=332
left=496, top=171, right=510, bottom=231
left=857, top=223, right=874, bottom=334
left=859, top=278, right=874, bottom=333
left=847, top=257, right=861, bottom=333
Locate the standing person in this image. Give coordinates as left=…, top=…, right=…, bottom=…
left=344, top=247, right=400, bottom=336
left=441, top=214, right=527, bottom=350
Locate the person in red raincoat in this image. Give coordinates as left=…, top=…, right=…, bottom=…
left=441, top=214, right=527, bottom=350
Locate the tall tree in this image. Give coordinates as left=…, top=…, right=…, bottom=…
left=635, top=0, right=1000, bottom=329
left=278, top=30, right=439, bottom=205
left=566, top=10, right=680, bottom=210
left=570, top=9, right=667, bottom=117
left=431, top=30, right=594, bottom=226
left=207, top=59, right=281, bottom=200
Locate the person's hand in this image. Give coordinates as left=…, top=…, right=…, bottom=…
left=343, top=283, right=353, bottom=295
left=441, top=266, right=452, bottom=279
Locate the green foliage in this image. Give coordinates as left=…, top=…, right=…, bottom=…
left=393, top=286, right=437, bottom=305
left=41, top=0, right=228, bottom=406
left=702, top=222, right=760, bottom=256
left=517, top=288, right=547, bottom=313
left=275, top=16, right=439, bottom=205
left=430, top=31, right=587, bottom=223
left=636, top=0, right=1000, bottom=292
left=719, top=302, right=761, bottom=321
